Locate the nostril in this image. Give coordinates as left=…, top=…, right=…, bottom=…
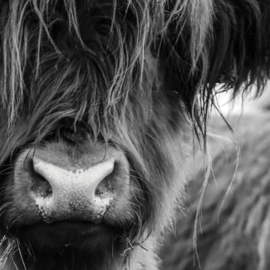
left=93, top=161, right=115, bottom=197
left=27, top=158, right=53, bottom=198
left=95, top=175, right=113, bottom=197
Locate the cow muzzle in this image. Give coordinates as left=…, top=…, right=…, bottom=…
left=11, top=144, right=131, bottom=226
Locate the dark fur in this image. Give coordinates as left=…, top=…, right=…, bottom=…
left=160, top=112, right=270, bottom=270
left=0, top=0, right=270, bottom=270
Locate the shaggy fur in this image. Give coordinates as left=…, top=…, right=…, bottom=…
left=160, top=112, right=270, bottom=270
left=0, top=0, right=269, bottom=270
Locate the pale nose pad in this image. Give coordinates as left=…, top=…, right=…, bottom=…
left=29, top=156, right=115, bottom=223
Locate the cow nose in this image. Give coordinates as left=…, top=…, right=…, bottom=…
left=30, top=156, right=115, bottom=224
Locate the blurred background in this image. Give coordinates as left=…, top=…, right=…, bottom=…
left=213, top=81, right=270, bottom=115
left=159, top=83, right=270, bottom=270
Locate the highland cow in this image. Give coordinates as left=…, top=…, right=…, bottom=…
left=0, top=1, right=270, bottom=270
left=160, top=112, right=270, bottom=270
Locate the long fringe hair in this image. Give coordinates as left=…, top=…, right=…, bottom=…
left=1, top=0, right=269, bottom=135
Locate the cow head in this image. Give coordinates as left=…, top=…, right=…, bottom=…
left=0, top=1, right=269, bottom=270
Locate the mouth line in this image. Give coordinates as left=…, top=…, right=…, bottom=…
left=19, top=220, right=113, bottom=236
